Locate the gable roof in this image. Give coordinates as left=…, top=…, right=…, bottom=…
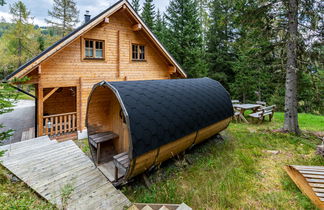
left=5, top=0, right=186, bottom=81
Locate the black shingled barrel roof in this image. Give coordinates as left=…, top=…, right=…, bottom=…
left=95, top=78, right=233, bottom=159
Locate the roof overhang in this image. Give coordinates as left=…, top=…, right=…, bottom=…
left=5, top=0, right=187, bottom=81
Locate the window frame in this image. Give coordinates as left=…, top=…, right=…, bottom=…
left=131, top=43, right=146, bottom=61
left=83, top=38, right=105, bottom=60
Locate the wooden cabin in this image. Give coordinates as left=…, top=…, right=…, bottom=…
left=5, top=0, right=186, bottom=140
left=86, top=78, right=234, bottom=185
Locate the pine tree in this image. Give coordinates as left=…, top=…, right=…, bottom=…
left=196, top=0, right=211, bottom=47
left=131, top=0, right=141, bottom=14
left=0, top=0, right=6, bottom=6
left=165, top=0, right=207, bottom=78
left=0, top=1, right=40, bottom=77
left=141, top=0, right=155, bottom=30
left=0, top=82, right=17, bottom=149
left=207, top=0, right=235, bottom=87
left=45, top=0, right=79, bottom=37
left=154, top=10, right=167, bottom=45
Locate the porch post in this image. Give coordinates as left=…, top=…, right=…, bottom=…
left=37, top=83, right=44, bottom=136
left=78, top=77, right=83, bottom=131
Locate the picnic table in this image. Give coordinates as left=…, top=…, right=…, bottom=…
left=233, top=104, right=261, bottom=123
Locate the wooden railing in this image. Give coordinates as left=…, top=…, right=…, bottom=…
left=43, top=112, right=77, bottom=136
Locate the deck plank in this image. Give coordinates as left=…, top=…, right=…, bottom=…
left=286, top=165, right=324, bottom=209
left=0, top=139, right=131, bottom=209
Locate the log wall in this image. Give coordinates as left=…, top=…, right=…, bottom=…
left=33, top=9, right=175, bottom=132
left=43, top=87, right=76, bottom=115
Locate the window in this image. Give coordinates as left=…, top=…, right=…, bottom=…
left=84, top=39, right=104, bottom=59
left=132, top=44, right=145, bottom=61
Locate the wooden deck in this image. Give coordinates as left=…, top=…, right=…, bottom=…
left=0, top=136, right=131, bottom=209
left=285, top=165, right=324, bottom=209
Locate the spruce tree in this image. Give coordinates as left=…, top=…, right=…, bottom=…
left=154, top=10, right=167, bottom=45
left=141, top=0, right=155, bottom=30
left=165, top=0, right=207, bottom=78
left=0, top=82, right=17, bottom=149
left=207, top=0, right=235, bottom=87
left=196, top=0, right=211, bottom=47
left=0, top=1, right=40, bottom=76
left=0, top=0, right=6, bottom=6
left=131, top=0, right=141, bottom=14
left=45, top=0, right=79, bottom=37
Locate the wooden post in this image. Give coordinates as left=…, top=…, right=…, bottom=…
left=78, top=77, right=83, bottom=131
left=37, top=83, right=44, bottom=136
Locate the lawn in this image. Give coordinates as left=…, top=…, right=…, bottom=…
left=122, top=112, right=324, bottom=209
left=0, top=112, right=323, bottom=209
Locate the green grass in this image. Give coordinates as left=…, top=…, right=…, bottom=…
left=122, top=113, right=324, bottom=209
left=274, top=112, right=324, bottom=131
left=16, top=93, right=34, bottom=100
left=0, top=166, right=56, bottom=209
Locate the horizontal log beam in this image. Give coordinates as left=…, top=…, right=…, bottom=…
left=168, top=66, right=176, bottom=74
left=100, top=17, right=109, bottom=27
left=132, top=23, right=142, bottom=31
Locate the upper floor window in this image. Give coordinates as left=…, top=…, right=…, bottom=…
left=85, top=39, right=104, bottom=59
left=132, top=44, right=145, bottom=61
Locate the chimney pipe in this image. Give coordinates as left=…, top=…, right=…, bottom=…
left=84, top=10, right=91, bottom=23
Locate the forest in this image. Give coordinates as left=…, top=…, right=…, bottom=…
left=0, top=0, right=323, bottom=122
left=0, top=1, right=323, bottom=208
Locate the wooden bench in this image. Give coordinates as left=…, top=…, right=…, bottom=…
left=256, top=101, right=266, bottom=106
left=256, top=101, right=267, bottom=111
left=233, top=109, right=241, bottom=122
left=249, top=105, right=276, bottom=123
left=113, top=152, right=130, bottom=181
left=89, top=131, right=119, bottom=164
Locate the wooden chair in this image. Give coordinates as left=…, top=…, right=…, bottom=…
left=249, top=105, right=276, bottom=123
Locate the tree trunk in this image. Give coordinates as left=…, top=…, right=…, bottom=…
left=283, top=0, right=300, bottom=135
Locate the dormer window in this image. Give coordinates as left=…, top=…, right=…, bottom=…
left=132, top=44, right=145, bottom=61
left=84, top=39, right=104, bottom=59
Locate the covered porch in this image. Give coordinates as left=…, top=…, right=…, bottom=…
left=36, top=85, right=79, bottom=139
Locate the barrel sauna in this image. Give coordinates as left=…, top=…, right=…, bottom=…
left=86, top=78, right=233, bottom=185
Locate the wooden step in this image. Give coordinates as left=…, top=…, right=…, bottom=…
left=0, top=136, right=51, bottom=151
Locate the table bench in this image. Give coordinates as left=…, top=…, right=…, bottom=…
left=233, top=104, right=262, bottom=123
left=249, top=105, right=276, bottom=123
left=113, top=152, right=130, bottom=181
left=89, top=131, right=119, bottom=164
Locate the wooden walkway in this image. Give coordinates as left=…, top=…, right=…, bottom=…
left=285, top=165, right=324, bottom=209
left=0, top=136, right=131, bottom=209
